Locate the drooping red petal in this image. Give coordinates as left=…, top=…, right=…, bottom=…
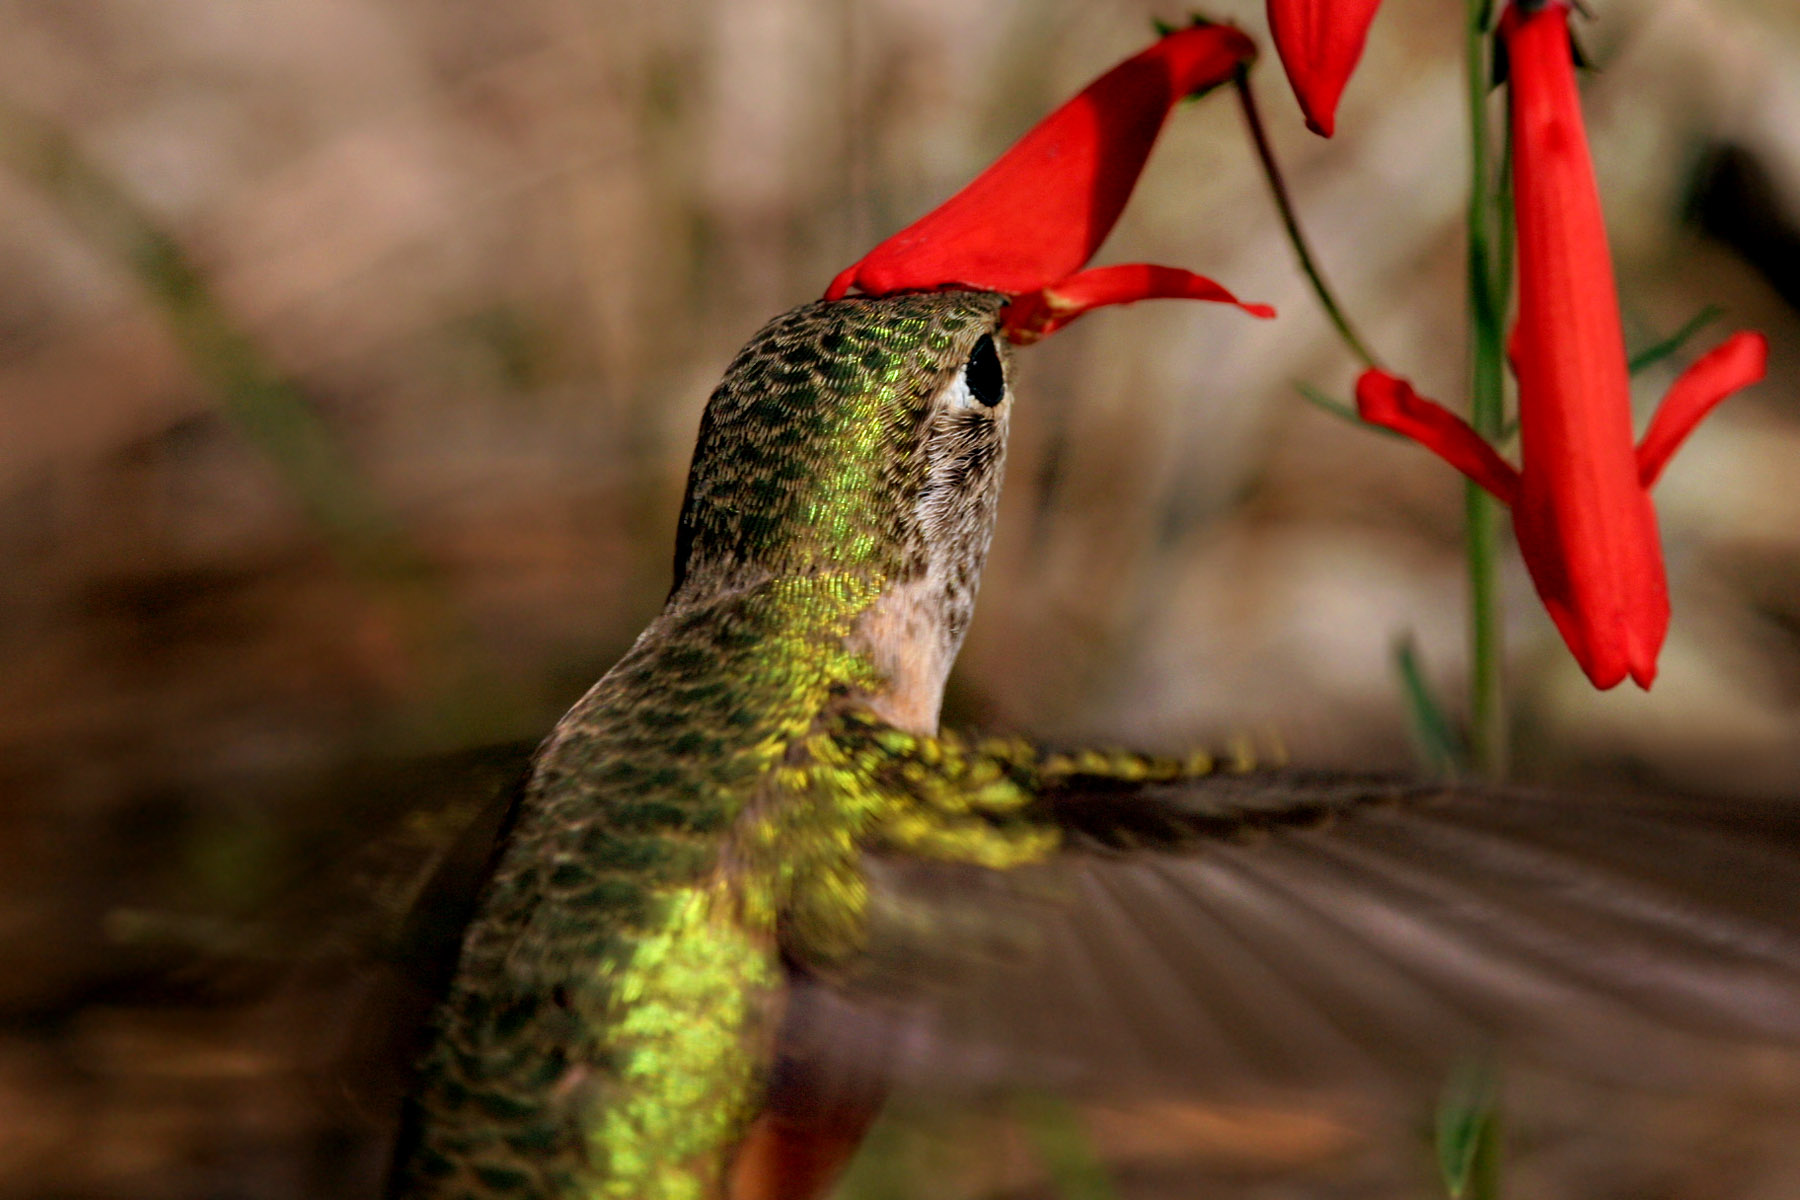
left=1504, top=0, right=1637, bottom=493
left=1501, top=0, right=1668, bottom=691
left=1353, top=370, right=1522, bottom=505
left=824, top=23, right=1257, bottom=301
left=1636, top=331, right=1767, bottom=488
left=1267, top=0, right=1384, bottom=137
left=999, top=264, right=1275, bottom=345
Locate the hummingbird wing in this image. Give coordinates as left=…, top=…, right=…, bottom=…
left=772, top=768, right=1800, bottom=1124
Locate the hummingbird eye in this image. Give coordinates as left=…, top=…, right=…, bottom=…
left=963, top=334, right=1004, bottom=407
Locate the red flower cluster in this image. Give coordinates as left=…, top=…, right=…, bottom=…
left=825, top=7, right=1765, bottom=692
left=825, top=22, right=1274, bottom=343
left=1353, top=2, right=1756, bottom=694
left=1272, top=0, right=1765, bottom=689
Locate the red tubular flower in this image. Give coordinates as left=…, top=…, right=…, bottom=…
left=825, top=23, right=1274, bottom=343
left=1267, top=0, right=1384, bottom=137
left=1355, top=1, right=1767, bottom=691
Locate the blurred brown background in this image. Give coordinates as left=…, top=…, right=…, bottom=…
left=2, top=0, right=1799, bottom=1196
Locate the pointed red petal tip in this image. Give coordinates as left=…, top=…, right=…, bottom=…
left=1000, top=265, right=1274, bottom=345
left=1518, top=501, right=1667, bottom=692
left=1267, top=0, right=1384, bottom=137
left=824, top=22, right=1257, bottom=307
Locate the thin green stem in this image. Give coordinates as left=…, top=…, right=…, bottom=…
left=1234, top=68, right=1379, bottom=370
left=1463, top=482, right=1504, bottom=776
left=1628, top=304, right=1723, bottom=375
left=1493, top=113, right=1516, bottom=331
left=1463, top=0, right=1508, bottom=778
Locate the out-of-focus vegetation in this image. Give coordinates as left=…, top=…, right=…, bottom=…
left=2, top=0, right=1799, bottom=1196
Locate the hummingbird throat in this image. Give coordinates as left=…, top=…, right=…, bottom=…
left=845, top=572, right=971, bottom=735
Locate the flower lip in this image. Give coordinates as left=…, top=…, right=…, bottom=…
left=825, top=23, right=1270, bottom=343
left=1002, top=264, right=1274, bottom=345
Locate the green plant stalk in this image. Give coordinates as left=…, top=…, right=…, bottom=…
left=1463, top=0, right=1509, bottom=778
left=1235, top=69, right=1379, bottom=370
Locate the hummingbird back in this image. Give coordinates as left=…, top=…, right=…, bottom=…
left=390, top=291, right=1016, bottom=1200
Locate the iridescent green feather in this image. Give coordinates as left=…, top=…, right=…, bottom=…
left=393, top=292, right=1035, bottom=1200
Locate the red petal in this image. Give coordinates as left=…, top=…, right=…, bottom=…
left=1353, top=370, right=1521, bottom=505
left=999, top=264, right=1275, bottom=345
left=1512, top=490, right=1665, bottom=690
left=1501, top=0, right=1666, bottom=691
left=1267, top=0, right=1383, bottom=137
left=1504, top=0, right=1634, bottom=471
left=824, top=24, right=1256, bottom=301
left=1636, top=331, right=1767, bottom=488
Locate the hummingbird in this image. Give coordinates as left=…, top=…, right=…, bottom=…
left=386, top=24, right=1800, bottom=1200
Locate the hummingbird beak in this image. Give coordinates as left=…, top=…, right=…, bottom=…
left=823, top=21, right=1275, bottom=344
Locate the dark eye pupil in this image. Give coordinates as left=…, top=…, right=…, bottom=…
left=964, top=334, right=1004, bottom=407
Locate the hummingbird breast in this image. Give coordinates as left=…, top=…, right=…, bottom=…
left=392, top=573, right=888, bottom=1200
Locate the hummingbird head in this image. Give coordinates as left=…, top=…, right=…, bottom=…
left=670, top=290, right=1013, bottom=729
left=667, top=23, right=1274, bottom=730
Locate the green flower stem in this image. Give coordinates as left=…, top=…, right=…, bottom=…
left=1464, top=0, right=1509, bottom=777
left=1236, top=59, right=1501, bottom=776
left=1234, top=68, right=1379, bottom=370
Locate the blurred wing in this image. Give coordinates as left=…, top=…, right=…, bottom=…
left=253, top=743, right=533, bottom=1162
left=772, top=771, right=1800, bottom=1127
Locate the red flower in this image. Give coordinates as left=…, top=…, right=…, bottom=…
left=1355, top=1, right=1767, bottom=690
left=1267, top=0, right=1384, bottom=137
left=825, top=23, right=1274, bottom=343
